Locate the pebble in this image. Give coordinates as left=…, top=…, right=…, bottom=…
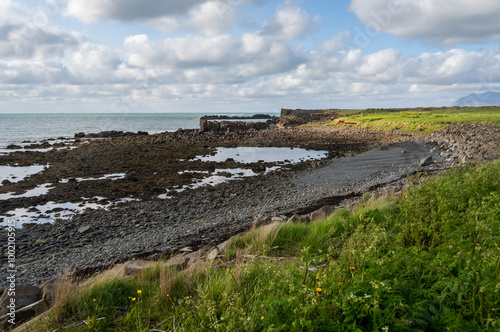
left=1, top=123, right=498, bottom=288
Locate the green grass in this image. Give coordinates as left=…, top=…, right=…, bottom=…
left=326, top=107, right=500, bottom=132
left=19, top=161, right=500, bottom=331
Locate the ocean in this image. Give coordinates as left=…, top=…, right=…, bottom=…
left=0, top=112, right=279, bottom=148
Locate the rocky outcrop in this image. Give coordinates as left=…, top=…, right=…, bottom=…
left=279, top=109, right=339, bottom=126
left=199, top=119, right=273, bottom=133
left=200, top=114, right=274, bottom=121
left=423, top=123, right=500, bottom=163
left=0, top=285, right=47, bottom=330
left=74, top=131, right=148, bottom=138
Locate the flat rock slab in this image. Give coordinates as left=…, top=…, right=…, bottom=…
left=292, top=141, right=440, bottom=196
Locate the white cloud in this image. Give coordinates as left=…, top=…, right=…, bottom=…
left=0, top=60, right=68, bottom=85
left=0, top=1, right=81, bottom=60
left=349, top=0, right=500, bottom=46
left=238, top=41, right=303, bottom=77
left=358, top=48, right=402, bottom=82
left=3, top=0, right=500, bottom=111
left=260, top=1, right=320, bottom=40
left=69, top=43, right=124, bottom=83
left=186, top=1, right=235, bottom=35
left=66, top=0, right=265, bottom=35
left=65, top=0, right=204, bottom=23
left=149, top=1, right=236, bottom=36
left=403, top=49, right=500, bottom=85
left=321, top=31, right=351, bottom=53
left=241, top=32, right=268, bottom=54
left=124, top=34, right=240, bottom=69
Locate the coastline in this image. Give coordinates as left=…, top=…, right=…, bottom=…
left=0, top=121, right=498, bottom=289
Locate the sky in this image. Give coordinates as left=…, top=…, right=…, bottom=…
left=1, top=0, right=500, bottom=113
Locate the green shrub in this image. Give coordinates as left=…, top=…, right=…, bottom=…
left=27, top=161, right=500, bottom=331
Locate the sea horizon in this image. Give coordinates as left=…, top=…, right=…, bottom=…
left=0, top=112, right=280, bottom=148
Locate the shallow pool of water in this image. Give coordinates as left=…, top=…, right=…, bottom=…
left=59, top=173, right=126, bottom=183
left=0, top=197, right=140, bottom=227
left=0, top=165, right=47, bottom=184
left=0, top=183, right=52, bottom=200
left=158, top=167, right=280, bottom=199
left=196, top=147, right=329, bottom=163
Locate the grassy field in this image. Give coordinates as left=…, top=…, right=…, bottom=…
left=18, top=160, right=500, bottom=331
left=325, top=107, right=500, bottom=132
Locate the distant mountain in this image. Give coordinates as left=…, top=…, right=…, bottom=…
left=452, top=91, right=500, bottom=107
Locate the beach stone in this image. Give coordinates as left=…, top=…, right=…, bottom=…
left=185, top=250, right=205, bottom=266
left=419, top=155, right=433, bottom=167
left=310, top=205, right=335, bottom=221
left=122, top=260, right=157, bottom=276
left=206, top=248, right=219, bottom=261
left=216, top=240, right=230, bottom=253
left=251, top=164, right=266, bottom=173
left=39, top=279, right=58, bottom=307
left=124, top=172, right=138, bottom=182
left=77, top=225, right=91, bottom=234
left=165, top=255, right=189, bottom=271
left=288, top=214, right=310, bottom=223
left=0, top=298, right=49, bottom=330
left=0, top=285, right=42, bottom=316
left=271, top=216, right=286, bottom=223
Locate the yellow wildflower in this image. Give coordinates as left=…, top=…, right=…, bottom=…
left=316, top=287, right=322, bottom=293
left=137, top=290, right=142, bottom=294
left=261, top=316, right=264, bottom=320
left=131, top=297, right=136, bottom=302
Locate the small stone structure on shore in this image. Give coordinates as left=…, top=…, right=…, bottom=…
left=199, top=109, right=341, bottom=133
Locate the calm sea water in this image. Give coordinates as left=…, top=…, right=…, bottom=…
left=0, top=112, right=278, bottom=148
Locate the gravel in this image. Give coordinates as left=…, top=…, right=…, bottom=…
left=1, top=123, right=498, bottom=288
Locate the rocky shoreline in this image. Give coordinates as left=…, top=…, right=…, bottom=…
left=0, top=122, right=499, bottom=292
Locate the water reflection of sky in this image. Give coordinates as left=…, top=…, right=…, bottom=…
left=1, top=147, right=330, bottom=227
left=197, top=147, right=328, bottom=163
left=0, top=165, right=47, bottom=184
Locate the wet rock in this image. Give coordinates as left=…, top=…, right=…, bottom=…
left=251, top=163, right=266, bottom=173
left=124, top=172, right=138, bottom=182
